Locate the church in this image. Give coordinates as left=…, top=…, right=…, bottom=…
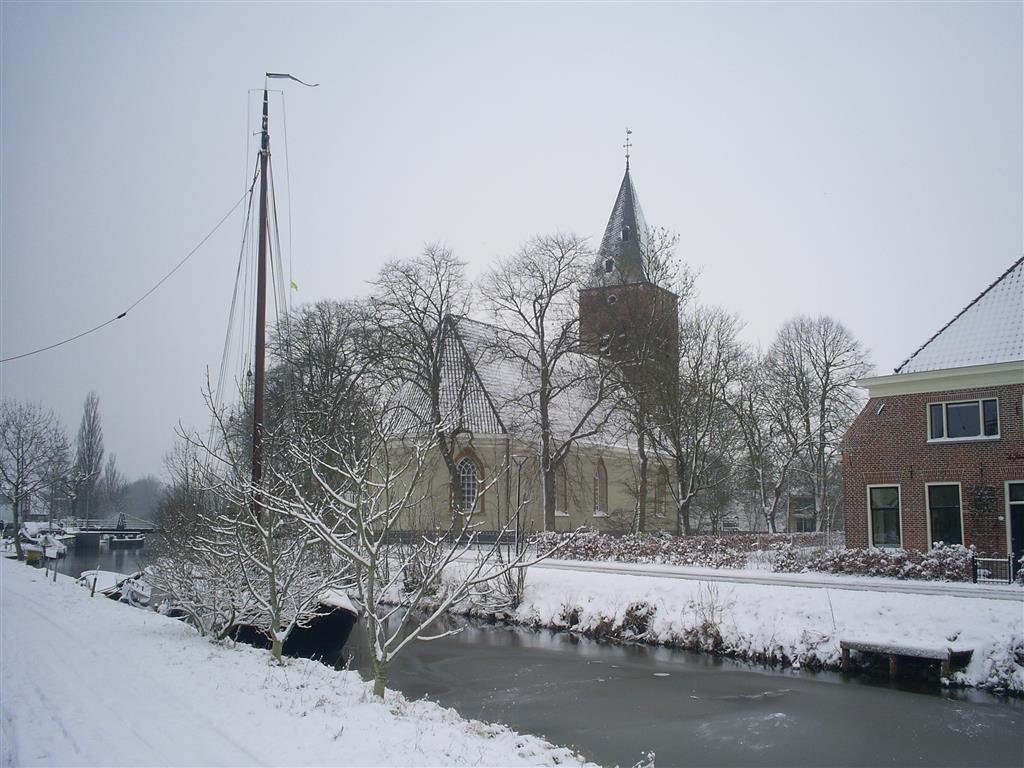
left=400, top=158, right=682, bottom=534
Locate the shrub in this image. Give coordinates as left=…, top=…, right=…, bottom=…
left=774, top=542, right=975, bottom=582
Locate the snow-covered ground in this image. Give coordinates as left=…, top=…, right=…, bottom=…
left=449, top=558, right=1024, bottom=694
left=0, top=558, right=591, bottom=767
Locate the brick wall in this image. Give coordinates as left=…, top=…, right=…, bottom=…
left=842, top=382, right=1024, bottom=554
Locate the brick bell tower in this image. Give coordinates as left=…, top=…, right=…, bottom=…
left=579, top=146, right=679, bottom=388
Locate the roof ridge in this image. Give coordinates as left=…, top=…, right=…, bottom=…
left=894, top=253, right=1024, bottom=374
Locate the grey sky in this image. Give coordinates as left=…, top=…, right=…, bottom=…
left=2, top=2, right=1021, bottom=480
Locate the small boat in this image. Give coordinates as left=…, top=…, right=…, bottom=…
left=108, top=533, right=145, bottom=548
left=77, top=569, right=152, bottom=606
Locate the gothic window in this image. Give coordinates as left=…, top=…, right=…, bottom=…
left=604, top=258, right=615, bottom=274
left=654, top=466, right=669, bottom=518
left=593, top=459, right=608, bottom=515
left=555, top=467, right=569, bottom=517
left=457, top=455, right=481, bottom=512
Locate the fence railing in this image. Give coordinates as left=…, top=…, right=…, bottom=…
left=971, top=555, right=1017, bottom=585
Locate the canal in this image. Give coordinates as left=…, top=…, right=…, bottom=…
left=58, top=544, right=1024, bottom=767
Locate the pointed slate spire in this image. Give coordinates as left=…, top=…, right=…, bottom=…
left=593, top=166, right=650, bottom=286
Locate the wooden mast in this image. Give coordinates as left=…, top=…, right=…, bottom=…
left=251, top=83, right=270, bottom=504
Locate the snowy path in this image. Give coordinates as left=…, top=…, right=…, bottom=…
left=532, top=557, right=1024, bottom=601
left=0, top=559, right=590, bottom=767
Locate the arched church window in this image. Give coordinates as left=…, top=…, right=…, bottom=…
left=604, top=258, right=615, bottom=274
left=593, top=459, right=608, bottom=515
left=655, top=466, right=669, bottom=518
left=457, top=456, right=481, bottom=512
left=555, top=466, right=569, bottom=516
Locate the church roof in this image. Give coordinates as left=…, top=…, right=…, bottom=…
left=393, top=315, right=624, bottom=447
left=895, top=255, right=1024, bottom=374
left=591, top=167, right=650, bottom=286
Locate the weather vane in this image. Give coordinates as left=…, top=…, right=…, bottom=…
left=623, top=127, right=632, bottom=169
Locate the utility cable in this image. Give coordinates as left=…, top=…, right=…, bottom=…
left=1, top=181, right=257, bottom=364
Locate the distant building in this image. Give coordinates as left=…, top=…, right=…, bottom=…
left=842, top=257, right=1024, bottom=558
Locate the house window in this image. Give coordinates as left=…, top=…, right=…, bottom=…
left=928, top=399, right=999, bottom=441
left=457, top=456, right=480, bottom=512
left=927, top=484, right=963, bottom=547
left=868, top=485, right=901, bottom=548
left=593, top=459, right=608, bottom=516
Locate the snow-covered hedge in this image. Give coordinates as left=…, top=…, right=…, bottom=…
left=771, top=542, right=975, bottom=582
left=536, top=531, right=977, bottom=582
left=534, top=530, right=830, bottom=570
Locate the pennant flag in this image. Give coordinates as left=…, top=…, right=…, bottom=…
left=267, top=73, right=319, bottom=87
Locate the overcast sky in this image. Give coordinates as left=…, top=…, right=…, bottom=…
left=2, top=2, right=1021, bottom=481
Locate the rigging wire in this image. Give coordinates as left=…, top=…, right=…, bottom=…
left=0, top=181, right=257, bottom=364
left=281, top=92, right=294, bottom=313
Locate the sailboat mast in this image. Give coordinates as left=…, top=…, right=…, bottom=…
left=252, top=84, right=270, bottom=498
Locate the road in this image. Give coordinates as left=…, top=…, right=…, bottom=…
left=531, top=557, right=1024, bottom=601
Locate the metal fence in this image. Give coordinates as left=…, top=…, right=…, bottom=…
left=971, top=556, right=1017, bottom=585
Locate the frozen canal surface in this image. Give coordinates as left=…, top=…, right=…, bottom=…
left=347, top=620, right=1023, bottom=768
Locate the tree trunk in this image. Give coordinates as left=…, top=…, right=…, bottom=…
left=12, top=494, right=23, bottom=560
left=271, top=636, right=283, bottom=664
left=542, top=462, right=556, bottom=532
left=635, top=430, right=648, bottom=534
left=373, top=661, right=387, bottom=698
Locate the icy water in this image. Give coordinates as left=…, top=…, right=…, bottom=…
left=56, top=538, right=153, bottom=579
left=342, top=617, right=1024, bottom=768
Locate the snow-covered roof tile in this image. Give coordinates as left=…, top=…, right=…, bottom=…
left=895, top=256, right=1024, bottom=374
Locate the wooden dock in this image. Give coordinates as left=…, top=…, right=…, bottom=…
left=840, top=639, right=973, bottom=678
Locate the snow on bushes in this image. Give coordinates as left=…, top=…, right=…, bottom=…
left=771, top=542, right=975, bottom=582
left=537, top=531, right=979, bottom=583
left=535, top=530, right=827, bottom=570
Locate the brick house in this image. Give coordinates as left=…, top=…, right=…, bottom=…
left=842, top=256, right=1024, bottom=559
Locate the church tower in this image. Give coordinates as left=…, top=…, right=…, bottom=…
left=579, top=152, right=679, bottom=385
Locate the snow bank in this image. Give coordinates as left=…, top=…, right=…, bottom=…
left=444, top=561, right=1024, bottom=695
left=0, top=558, right=592, bottom=767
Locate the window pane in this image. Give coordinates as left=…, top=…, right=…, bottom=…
left=983, top=399, right=999, bottom=436
left=869, top=486, right=901, bottom=548
left=928, top=485, right=962, bottom=546
left=458, top=458, right=478, bottom=511
left=929, top=404, right=944, bottom=438
left=945, top=402, right=980, bottom=438
left=1010, top=482, right=1024, bottom=503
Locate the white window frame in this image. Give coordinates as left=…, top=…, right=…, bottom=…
left=924, top=481, right=964, bottom=549
left=866, top=484, right=902, bottom=549
left=1006, top=480, right=1024, bottom=557
left=456, top=455, right=482, bottom=514
left=926, top=397, right=1000, bottom=443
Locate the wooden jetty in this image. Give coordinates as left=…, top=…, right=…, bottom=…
left=840, top=639, right=973, bottom=679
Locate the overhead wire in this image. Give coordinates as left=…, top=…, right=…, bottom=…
left=0, top=181, right=257, bottom=364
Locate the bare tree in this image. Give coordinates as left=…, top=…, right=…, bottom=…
left=371, top=246, right=475, bottom=525
left=98, top=454, right=128, bottom=520
left=727, top=349, right=806, bottom=532
left=766, top=316, right=871, bottom=532
left=482, top=233, right=617, bottom=530
left=653, top=306, right=743, bottom=535
left=72, top=391, right=104, bottom=521
left=277, top=384, right=559, bottom=698
left=149, top=442, right=260, bottom=640
left=0, top=400, right=68, bottom=559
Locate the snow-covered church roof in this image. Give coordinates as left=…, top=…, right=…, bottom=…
left=895, top=255, right=1024, bottom=374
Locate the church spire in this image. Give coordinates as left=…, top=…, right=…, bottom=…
left=593, top=140, right=649, bottom=286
